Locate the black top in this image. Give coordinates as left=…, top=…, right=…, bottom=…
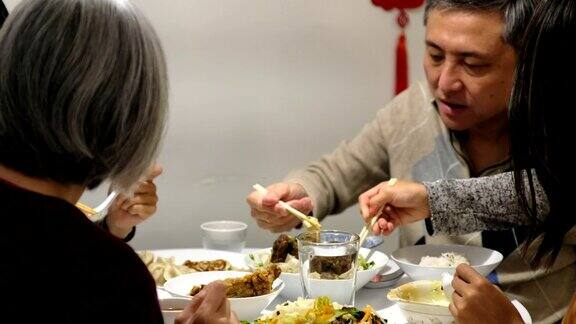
left=0, top=181, right=163, bottom=323
left=0, top=1, right=7, bottom=28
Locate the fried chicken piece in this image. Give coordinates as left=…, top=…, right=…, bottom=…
left=183, top=259, right=230, bottom=271
left=271, top=234, right=298, bottom=263
left=224, top=264, right=281, bottom=297
left=189, top=265, right=281, bottom=298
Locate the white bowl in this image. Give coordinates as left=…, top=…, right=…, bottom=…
left=163, top=271, right=284, bottom=321
left=391, top=244, right=503, bottom=281
left=159, top=298, right=188, bottom=324
left=246, top=248, right=388, bottom=300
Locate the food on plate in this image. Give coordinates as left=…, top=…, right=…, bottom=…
left=418, top=252, right=469, bottom=267
left=387, top=280, right=450, bottom=307
left=250, top=296, right=386, bottom=323
left=138, top=251, right=194, bottom=285
left=189, top=264, right=281, bottom=298
left=138, top=251, right=236, bottom=285
left=183, top=259, right=230, bottom=271
left=357, top=255, right=375, bottom=271
left=271, top=234, right=298, bottom=263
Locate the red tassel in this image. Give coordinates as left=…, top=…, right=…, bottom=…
left=395, top=32, right=408, bottom=95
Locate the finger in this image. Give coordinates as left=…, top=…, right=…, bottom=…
left=133, top=181, right=157, bottom=195
left=376, top=217, right=395, bottom=236
left=455, top=264, right=481, bottom=284
left=286, top=197, right=313, bottom=216
left=368, top=190, right=394, bottom=216
left=451, top=275, right=470, bottom=297
left=179, top=290, right=206, bottom=319
left=359, top=184, right=384, bottom=219
left=261, top=183, right=290, bottom=208
left=112, top=194, right=129, bottom=208
left=256, top=219, right=273, bottom=230
left=449, top=301, right=459, bottom=317
left=121, top=193, right=159, bottom=209
left=200, top=281, right=228, bottom=313
left=218, top=295, right=231, bottom=319
left=127, top=204, right=156, bottom=219
left=188, top=289, right=207, bottom=313
left=144, top=164, right=163, bottom=181
left=250, top=209, right=275, bottom=222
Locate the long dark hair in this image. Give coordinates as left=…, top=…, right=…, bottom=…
left=510, top=0, right=575, bottom=267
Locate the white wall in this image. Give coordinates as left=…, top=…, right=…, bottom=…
left=4, top=0, right=425, bottom=253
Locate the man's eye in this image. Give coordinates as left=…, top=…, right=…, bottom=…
left=429, top=54, right=443, bottom=62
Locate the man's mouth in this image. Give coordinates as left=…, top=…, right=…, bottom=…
left=438, top=99, right=467, bottom=110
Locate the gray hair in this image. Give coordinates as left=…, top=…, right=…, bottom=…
left=0, top=0, right=168, bottom=190
left=424, top=0, right=535, bottom=51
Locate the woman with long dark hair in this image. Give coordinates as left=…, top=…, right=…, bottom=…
left=359, top=0, right=576, bottom=322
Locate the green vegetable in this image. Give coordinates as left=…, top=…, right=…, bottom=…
left=358, top=255, right=375, bottom=270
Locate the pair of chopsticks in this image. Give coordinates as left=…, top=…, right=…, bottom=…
left=359, top=178, right=397, bottom=247
left=76, top=202, right=97, bottom=217
left=252, top=184, right=321, bottom=230
left=75, top=191, right=119, bottom=220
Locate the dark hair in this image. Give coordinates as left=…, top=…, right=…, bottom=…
left=424, top=0, right=535, bottom=52
left=0, top=0, right=168, bottom=190
left=509, top=0, right=575, bottom=267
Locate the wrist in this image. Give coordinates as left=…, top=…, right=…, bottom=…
left=105, top=216, right=134, bottom=239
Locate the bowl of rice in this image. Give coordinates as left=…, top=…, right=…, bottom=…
left=391, top=244, right=503, bottom=281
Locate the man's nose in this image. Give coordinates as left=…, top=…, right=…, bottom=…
left=437, top=63, right=464, bottom=94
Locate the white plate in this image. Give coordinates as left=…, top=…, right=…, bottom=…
left=149, top=248, right=249, bottom=271
left=163, top=271, right=284, bottom=321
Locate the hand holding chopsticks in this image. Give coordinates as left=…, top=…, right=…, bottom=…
left=359, top=178, right=397, bottom=247
left=252, top=184, right=321, bottom=230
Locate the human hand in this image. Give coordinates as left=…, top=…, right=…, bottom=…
left=106, top=164, right=163, bottom=239
left=450, top=264, right=523, bottom=324
left=246, top=182, right=312, bottom=233
left=358, top=179, right=430, bottom=236
left=175, top=281, right=239, bottom=324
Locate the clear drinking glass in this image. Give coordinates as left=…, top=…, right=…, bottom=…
left=200, top=221, right=247, bottom=252
left=297, top=230, right=360, bottom=305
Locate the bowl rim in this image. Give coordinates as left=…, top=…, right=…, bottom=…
left=391, top=244, right=503, bottom=269
left=296, top=230, right=359, bottom=247
left=200, top=221, right=248, bottom=232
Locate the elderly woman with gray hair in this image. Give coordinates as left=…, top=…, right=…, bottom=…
left=0, top=0, right=234, bottom=323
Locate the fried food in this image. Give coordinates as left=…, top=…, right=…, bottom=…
left=270, top=234, right=298, bottom=263
left=183, top=259, right=230, bottom=271
left=189, top=264, right=281, bottom=298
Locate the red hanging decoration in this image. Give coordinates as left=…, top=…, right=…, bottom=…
left=371, top=0, right=425, bottom=94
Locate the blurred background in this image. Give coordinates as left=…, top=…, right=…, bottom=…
left=4, top=0, right=425, bottom=252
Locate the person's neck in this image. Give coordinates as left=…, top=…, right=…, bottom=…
left=0, top=164, right=84, bottom=204
left=462, top=115, right=510, bottom=175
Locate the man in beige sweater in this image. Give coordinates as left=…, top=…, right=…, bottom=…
left=247, top=0, right=575, bottom=322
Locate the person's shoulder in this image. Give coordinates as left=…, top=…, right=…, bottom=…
left=378, top=80, right=434, bottom=116
left=374, top=80, right=436, bottom=131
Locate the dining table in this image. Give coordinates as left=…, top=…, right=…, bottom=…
left=151, top=247, right=534, bottom=323
left=150, top=247, right=457, bottom=324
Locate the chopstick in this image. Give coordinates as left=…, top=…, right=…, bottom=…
left=359, top=178, right=397, bottom=247
left=252, top=184, right=321, bottom=230
left=75, top=202, right=96, bottom=217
